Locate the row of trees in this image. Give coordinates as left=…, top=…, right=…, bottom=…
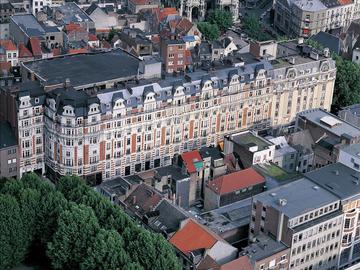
left=241, top=15, right=272, bottom=41
left=332, top=55, right=360, bottom=111
left=0, top=174, right=181, bottom=270
left=197, top=9, right=234, bottom=41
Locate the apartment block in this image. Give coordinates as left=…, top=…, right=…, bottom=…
left=160, top=35, right=189, bottom=74
left=0, top=41, right=336, bottom=182
left=306, top=163, right=360, bottom=269
left=274, top=0, right=356, bottom=38
left=251, top=178, right=343, bottom=270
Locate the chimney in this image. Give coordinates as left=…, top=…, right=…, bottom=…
left=323, top=47, right=330, bottom=58
left=64, top=78, right=71, bottom=89
left=132, top=195, right=136, bottom=205
left=298, top=37, right=304, bottom=45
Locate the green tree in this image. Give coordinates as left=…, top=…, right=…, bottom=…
left=128, top=230, right=181, bottom=270
left=47, top=203, right=100, bottom=269
left=58, top=176, right=133, bottom=232
left=36, top=190, right=68, bottom=245
left=333, top=56, right=360, bottom=110
left=208, top=9, right=234, bottom=32
left=197, top=22, right=220, bottom=41
left=0, top=194, right=27, bottom=269
left=242, top=15, right=272, bottom=41
left=80, top=229, right=130, bottom=270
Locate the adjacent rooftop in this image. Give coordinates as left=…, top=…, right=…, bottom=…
left=0, top=122, right=17, bottom=150
left=22, top=49, right=141, bottom=88
left=298, top=109, right=360, bottom=139
left=253, top=178, right=339, bottom=218
left=306, top=162, right=360, bottom=200
left=207, top=168, right=265, bottom=195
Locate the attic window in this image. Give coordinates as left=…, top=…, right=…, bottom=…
left=35, top=98, right=39, bottom=103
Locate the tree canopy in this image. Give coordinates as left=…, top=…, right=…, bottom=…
left=197, top=22, right=220, bottom=41
left=332, top=56, right=360, bottom=111
left=242, top=15, right=272, bottom=41
left=207, top=9, right=234, bottom=32
left=0, top=173, right=181, bottom=270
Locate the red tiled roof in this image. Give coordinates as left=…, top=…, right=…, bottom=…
left=181, top=150, right=203, bottom=174
left=176, top=18, right=193, bottom=33
left=28, top=37, right=42, bottom=57
left=68, top=48, right=88, bottom=54
left=52, top=47, right=61, bottom=56
left=88, top=33, right=98, bottom=41
left=18, top=43, right=33, bottom=58
left=129, top=0, right=153, bottom=5
left=153, top=7, right=177, bottom=22
left=220, top=256, right=253, bottom=270
left=169, top=219, right=218, bottom=254
left=0, top=40, right=17, bottom=51
left=64, top=23, right=83, bottom=32
left=208, top=168, right=265, bottom=195
left=0, top=61, right=11, bottom=74
left=198, top=255, right=220, bottom=270
left=338, top=0, right=352, bottom=5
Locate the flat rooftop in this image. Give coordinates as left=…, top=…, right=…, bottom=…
left=22, top=49, right=141, bottom=88
left=99, top=177, right=130, bottom=196
left=254, top=163, right=300, bottom=183
left=253, top=178, right=339, bottom=218
left=340, top=143, right=360, bottom=157
left=231, top=132, right=272, bottom=151
left=298, top=109, right=360, bottom=139
left=0, top=122, right=17, bottom=150
left=242, top=234, right=288, bottom=262
left=306, top=163, right=360, bottom=200
left=197, top=197, right=252, bottom=235
left=155, top=165, right=188, bottom=181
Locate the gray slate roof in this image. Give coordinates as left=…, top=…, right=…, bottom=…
left=23, top=49, right=141, bottom=88
left=306, top=163, right=360, bottom=200
left=253, top=178, right=339, bottom=218
left=0, top=122, right=17, bottom=150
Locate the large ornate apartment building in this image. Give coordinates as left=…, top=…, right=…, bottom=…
left=0, top=42, right=336, bottom=182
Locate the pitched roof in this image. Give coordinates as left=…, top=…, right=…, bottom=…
left=18, top=43, right=33, bottom=58
left=181, top=150, right=203, bottom=174
left=129, top=0, right=155, bottom=5
left=0, top=40, right=17, bottom=51
left=124, top=183, right=162, bottom=216
left=28, top=37, right=42, bottom=57
left=153, top=7, right=177, bottom=22
left=85, top=2, right=99, bottom=15
left=169, top=219, right=218, bottom=254
left=198, top=255, right=221, bottom=270
left=64, top=23, right=84, bottom=32
left=88, top=33, right=98, bottom=41
left=176, top=18, right=193, bottom=33
left=208, top=168, right=265, bottom=195
left=220, top=256, right=253, bottom=270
